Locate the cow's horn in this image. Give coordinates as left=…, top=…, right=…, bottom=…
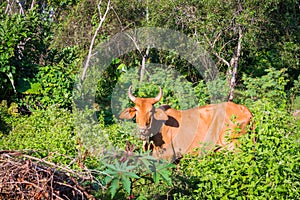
left=128, top=85, right=137, bottom=102
left=153, top=86, right=163, bottom=103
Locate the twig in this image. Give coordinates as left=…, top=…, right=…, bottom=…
left=204, top=33, right=230, bottom=68
left=0, top=151, right=96, bottom=199
left=17, top=0, right=24, bottom=15
left=22, top=154, right=91, bottom=180
left=123, top=29, right=143, bottom=55
left=70, top=176, right=96, bottom=200
left=55, top=181, right=85, bottom=199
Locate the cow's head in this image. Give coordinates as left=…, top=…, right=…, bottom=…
left=119, top=86, right=168, bottom=139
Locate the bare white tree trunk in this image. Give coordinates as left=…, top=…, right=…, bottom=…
left=30, top=0, right=35, bottom=10
left=204, top=1, right=244, bottom=102
left=227, top=1, right=244, bottom=101
left=140, top=46, right=149, bottom=83
left=228, top=26, right=243, bottom=101
left=112, top=0, right=150, bottom=83
left=139, top=0, right=150, bottom=83
left=81, top=0, right=111, bottom=81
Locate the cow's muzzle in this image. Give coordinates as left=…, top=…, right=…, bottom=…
left=139, top=128, right=150, bottom=140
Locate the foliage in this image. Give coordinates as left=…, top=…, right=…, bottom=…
left=33, top=46, right=80, bottom=109
left=174, top=100, right=300, bottom=199
left=123, top=0, right=299, bottom=85
left=0, top=0, right=300, bottom=199
left=72, top=105, right=175, bottom=198
left=112, top=66, right=205, bottom=116
left=290, top=75, right=300, bottom=109
left=240, top=68, right=289, bottom=108
left=103, top=160, right=140, bottom=198
left=52, top=0, right=102, bottom=50
left=0, top=106, right=76, bottom=164
left=96, top=59, right=211, bottom=125
left=14, top=46, right=80, bottom=110
left=103, top=121, right=142, bottom=150
left=0, top=3, right=81, bottom=110
left=0, top=101, right=19, bottom=136
left=0, top=7, right=53, bottom=101
left=95, top=149, right=174, bottom=199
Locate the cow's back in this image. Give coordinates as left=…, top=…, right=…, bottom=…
left=151, top=102, right=252, bottom=161
left=190, top=102, right=253, bottom=152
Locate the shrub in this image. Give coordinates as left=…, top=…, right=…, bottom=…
left=20, top=46, right=81, bottom=110
left=240, top=68, right=289, bottom=109
left=0, top=101, right=19, bottom=136
left=0, top=106, right=76, bottom=164
left=92, top=150, right=174, bottom=199
left=0, top=7, right=53, bottom=102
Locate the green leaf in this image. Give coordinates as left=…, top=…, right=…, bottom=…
left=121, top=176, right=131, bottom=194
left=110, top=179, right=120, bottom=198
left=152, top=170, right=161, bottom=184
left=125, top=172, right=140, bottom=179
left=117, top=63, right=127, bottom=72
left=104, top=175, right=113, bottom=185
left=159, top=169, right=172, bottom=186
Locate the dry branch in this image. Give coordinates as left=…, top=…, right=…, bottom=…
left=0, top=151, right=96, bottom=200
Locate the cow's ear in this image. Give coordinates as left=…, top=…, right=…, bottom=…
left=119, top=107, right=136, bottom=119
left=154, top=108, right=168, bottom=121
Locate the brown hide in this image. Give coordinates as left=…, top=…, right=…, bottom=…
left=149, top=102, right=252, bottom=161
left=119, top=86, right=253, bottom=161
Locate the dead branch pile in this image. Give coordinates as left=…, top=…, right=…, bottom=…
left=0, top=151, right=95, bottom=200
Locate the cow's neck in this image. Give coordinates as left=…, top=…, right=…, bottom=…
left=150, top=107, right=184, bottom=160
left=147, top=108, right=165, bottom=137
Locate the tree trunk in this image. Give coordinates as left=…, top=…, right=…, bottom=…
left=139, top=0, right=149, bottom=83
left=228, top=25, right=243, bottom=101
left=81, top=0, right=110, bottom=81
left=227, top=0, right=244, bottom=101
left=140, top=46, right=149, bottom=83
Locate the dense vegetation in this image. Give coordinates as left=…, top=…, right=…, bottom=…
left=0, top=0, right=299, bottom=199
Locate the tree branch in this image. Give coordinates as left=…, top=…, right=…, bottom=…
left=204, top=33, right=230, bottom=68
left=123, top=29, right=143, bottom=55
left=30, top=0, right=35, bottom=10
left=5, top=0, right=12, bottom=14
left=16, top=0, right=24, bottom=15
left=81, top=0, right=111, bottom=81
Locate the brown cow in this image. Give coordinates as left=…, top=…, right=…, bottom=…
left=119, top=86, right=253, bottom=161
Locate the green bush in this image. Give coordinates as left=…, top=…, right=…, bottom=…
left=1, top=88, right=298, bottom=199
left=0, top=106, right=77, bottom=164
left=19, top=46, right=81, bottom=109
left=0, top=8, right=52, bottom=101
left=240, top=68, right=289, bottom=108
left=0, top=101, right=19, bottom=136
left=91, top=150, right=174, bottom=199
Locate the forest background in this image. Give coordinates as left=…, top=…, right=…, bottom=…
left=0, top=0, right=299, bottom=199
